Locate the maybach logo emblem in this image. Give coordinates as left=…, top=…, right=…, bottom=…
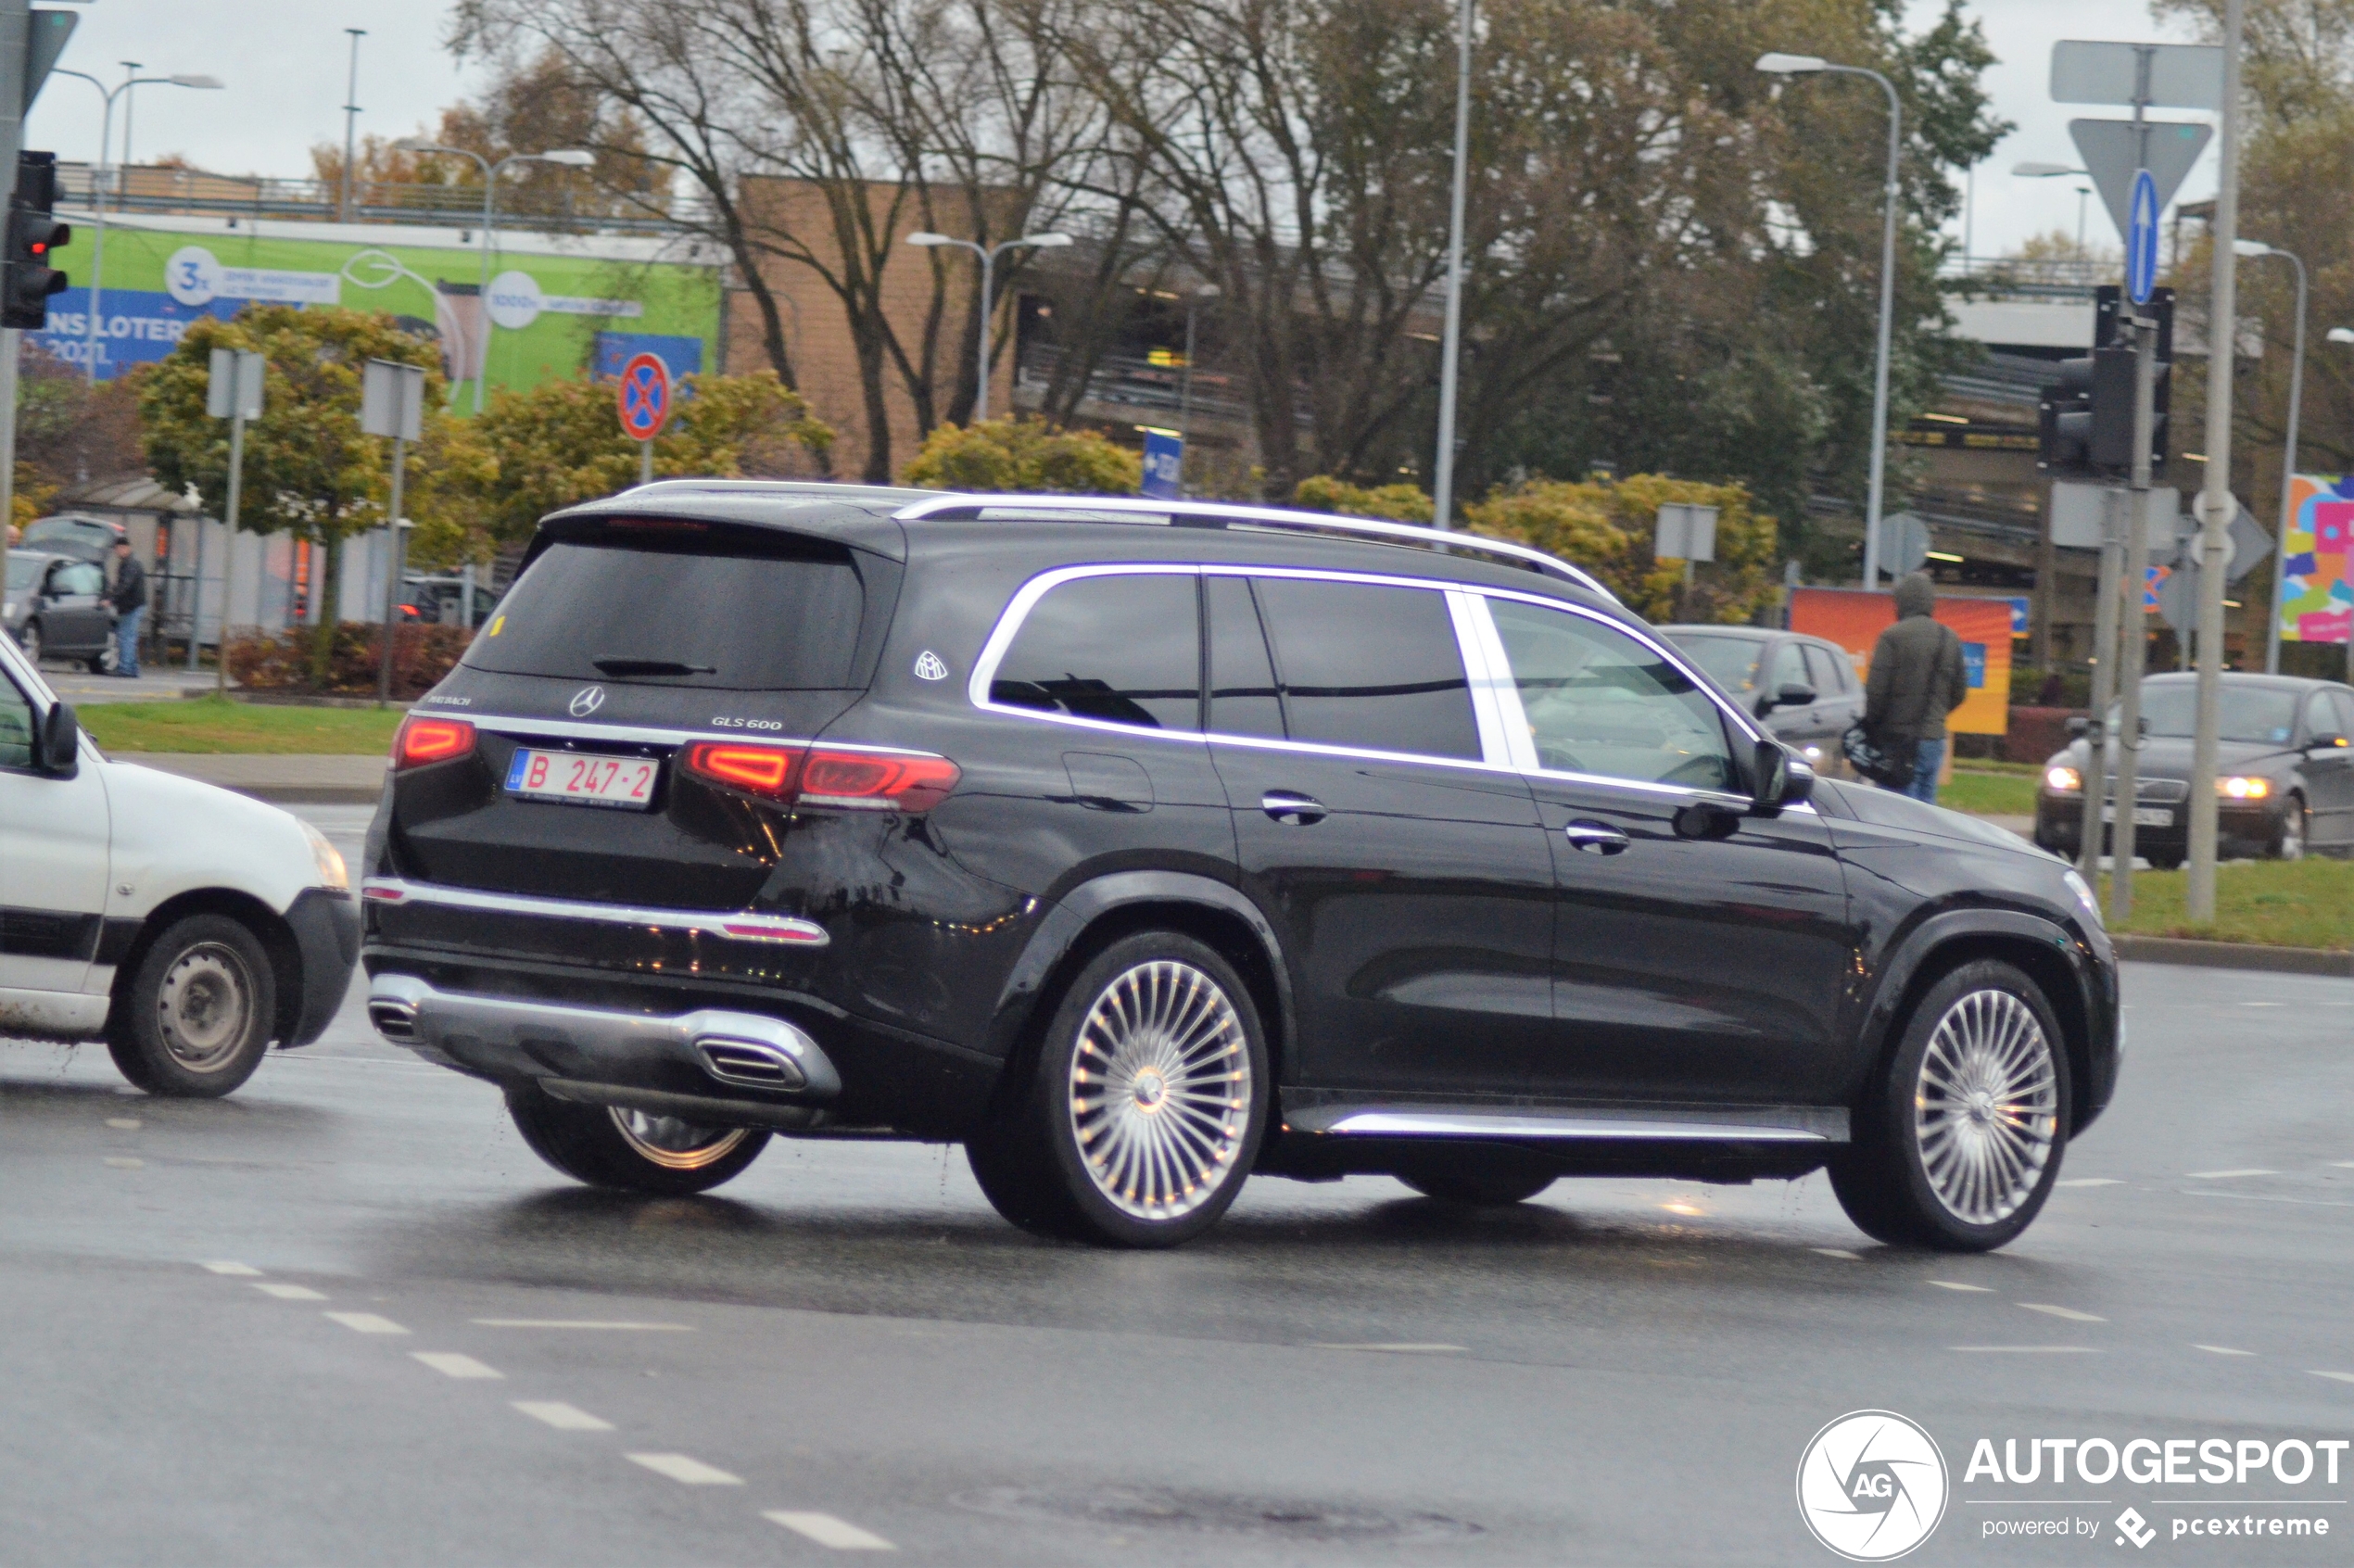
left=569, top=686, right=607, bottom=717
left=1797, top=1410, right=1950, bottom=1561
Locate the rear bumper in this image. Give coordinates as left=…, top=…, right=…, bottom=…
left=366, top=971, right=842, bottom=1130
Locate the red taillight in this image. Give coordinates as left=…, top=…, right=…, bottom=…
left=679, top=741, right=958, bottom=811
left=395, top=716, right=475, bottom=769
left=683, top=741, right=802, bottom=800
left=799, top=750, right=961, bottom=811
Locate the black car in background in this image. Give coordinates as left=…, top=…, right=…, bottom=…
left=362, top=484, right=2118, bottom=1253
left=1658, top=625, right=1866, bottom=776
left=2035, top=673, right=2354, bottom=865
left=4, top=550, right=117, bottom=672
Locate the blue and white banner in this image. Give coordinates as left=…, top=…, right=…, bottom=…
left=27, top=288, right=233, bottom=379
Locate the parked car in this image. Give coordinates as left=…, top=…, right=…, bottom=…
left=5, top=550, right=118, bottom=672
left=0, top=630, right=361, bottom=1095
left=1658, top=625, right=1865, bottom=776
left=361, top=483, right=2118, bottom=1252
left=2035, top=672, right=2354, bottom=866
left=19, top=512, right=129, bottom=564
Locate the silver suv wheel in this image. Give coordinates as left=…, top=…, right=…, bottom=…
left=607, top=1108, right=754, bottom=1171
left=1067, top=958, right=1253, bottom=1222
left=1913, top=989, right=2059, bottom=1226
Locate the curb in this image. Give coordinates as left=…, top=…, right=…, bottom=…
left=2111, top=934, right=2353, bottom=979
left=225, top=785, right=386, bottom=805
left=179, top=689, right=415, bottom=712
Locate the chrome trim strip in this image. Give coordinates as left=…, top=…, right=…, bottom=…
left=1447, top=590, right=1515, bottom=768
left=893, top=491, right=1620, bottom=602
left=1317, top=1111, right=1835, bottom=1143
left=360, top=878, right=829, bottom=946
left=452, top=713, right=937, bottom=758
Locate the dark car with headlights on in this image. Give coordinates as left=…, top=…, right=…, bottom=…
left=1658, top=625, right=1866, bottom=776
left=2034, top=673, right=2354, bottom=866
left=361, top=482, right=2120, bottom=1253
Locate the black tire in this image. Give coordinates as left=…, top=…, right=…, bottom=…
left=504, top=1081, right=769, bottom=1195
left=2145, top=853, right=2183, bottom=871
left=1397, top=1151, right=1557, bottom=1207
left=966, top=930, right=1269, bottom=1248
left=1829, top=959, right=2070, bottom=1251
left=105, top=914, right=276, bottom=1098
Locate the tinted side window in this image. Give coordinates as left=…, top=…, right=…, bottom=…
left=0, top=677, right=32, bottom=769
left=2332, top=690, right=2354, bottom=737
left=1803, top=643, right=1847, bottom=695
left=1206, top=575, right=1284, bottom=740
left=992, top=573, right=1201, bottom=731
left=1766, top=640, right=1807, bottom=695
left=1252, top=577, right=1479, bottom=760
left=1489, top=599, right=1735, bottom=790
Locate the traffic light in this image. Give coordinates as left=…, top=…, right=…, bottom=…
left=2037, top=285, right=2171, bottom=481
left=5, top=151, right=71, bottom=331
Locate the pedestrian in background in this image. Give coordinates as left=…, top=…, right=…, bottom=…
left=108, top=538, right=146, bottom=678
left=1863, top=572, right=1967, bottom=803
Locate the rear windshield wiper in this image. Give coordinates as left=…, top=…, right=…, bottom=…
left=592, top=656, right=717, bottom=677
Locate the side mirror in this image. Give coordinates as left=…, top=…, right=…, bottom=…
left=2310, top=732, right=2349, bottom=752
left=1776, top=683, right=1816, bottom=708
left=37, top=701, right=79, bottom=777
left=1752, top=738, right=1812, bottom=814
left=2066, top=716, right=2089, bottom=738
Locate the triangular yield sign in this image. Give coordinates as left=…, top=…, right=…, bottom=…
left=2069, top=119, right=2213, bottom=242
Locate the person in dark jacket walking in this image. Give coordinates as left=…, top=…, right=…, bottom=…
left=1863, top=572, right=1968, bottom=803
left=109, top=539, right=146, bottom=677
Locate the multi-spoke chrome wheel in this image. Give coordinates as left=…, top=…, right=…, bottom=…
left=607, top=1108, right=754, bottom=1171
left=156, top=942, right=260, bottom=1072
left=1913, top=989, right=2059, bottom=1226
left=1066, top=959, right=1253, bottom=1221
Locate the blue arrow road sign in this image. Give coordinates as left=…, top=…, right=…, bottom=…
left=2127, top=168, right=2160, bottom=305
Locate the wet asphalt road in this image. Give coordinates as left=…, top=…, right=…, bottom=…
left=5, top=804, right=2354, bottom=1567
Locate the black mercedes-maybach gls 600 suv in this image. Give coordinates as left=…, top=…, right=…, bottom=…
left=363, top=482, right=2119, bottom=1250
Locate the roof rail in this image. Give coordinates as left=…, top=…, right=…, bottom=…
left=893, top=493, right=1619, bottom=603
left=617, top=479, right=943, bottom=504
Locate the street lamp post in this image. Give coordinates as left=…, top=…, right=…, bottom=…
left=2235, top=241, right=2306, bottom=677
left=341, top=30, right=366, bottom=223
left=1429, top=0, right=1474, bottom=532
left=1759, top=52, right=1903, bottom=589
left=2008, top=165, right=2092, bottom=275
left=1177, top=284, right=1221, bottom=498
left=395, top=142, right=596, bottom=413
left=53, top=70, right=224, bottom=384
left=905, top=230, right=1072, bottom=424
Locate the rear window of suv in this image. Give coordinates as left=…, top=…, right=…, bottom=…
left=463, top=529, right=867, bottom=689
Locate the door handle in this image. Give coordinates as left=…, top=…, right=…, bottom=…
left=1563, top=820, right=1629, bottom=854
left=1260, top=790, right=1327, bottom=825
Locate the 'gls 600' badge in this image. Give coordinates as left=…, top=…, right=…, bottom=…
left=912, top=651, right=949, bottom=681
left=1796, top=1410, right=1947, bottom=1561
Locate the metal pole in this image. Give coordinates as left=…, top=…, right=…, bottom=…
left=2109, top=318, right=2159, bottom=918
left=216, top=411, right=245, bottom=696
left=1429, top=0, right=1473, bottom=532
left=1177, top=297, right=1199, bottom=499
left=2077, top=495, right=2121, bottom=883
left=340, top=30, right=364, bottom=224
left=119, top=61, right=140, bottom=169
left=0, top=330, right=19, bottom=595
left=184, top=495, right=206, bottom=671
left=1860, top=71, right=1902, bottom=588
left=82, top=87, right=112, bottom=385
left=639, top=437, right=652, bottom=486
left=2264, top=250, right=2306, bottom=675
left=975, top=245, right=994, bottom=424
left=376, top=434, right=405, bottom=705
left=475, top=163, right=497, bottom=414
left=2188, top=0, right=2246, bottom=922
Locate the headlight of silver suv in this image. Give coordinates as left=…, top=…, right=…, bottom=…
left=300, top=819, right=349, bottom=891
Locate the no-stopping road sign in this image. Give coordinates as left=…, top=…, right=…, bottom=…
left=616, top=352, right=673, bottom=441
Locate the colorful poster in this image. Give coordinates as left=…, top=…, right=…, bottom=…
left=1789, top=588, right=2014, bottom=735
left=2278, top=474, right=2354, bottom=646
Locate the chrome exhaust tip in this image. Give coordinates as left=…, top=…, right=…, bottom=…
left=692, top=1036, right=809, bottom=1090
left=367, top=999, right=418, bottom=1042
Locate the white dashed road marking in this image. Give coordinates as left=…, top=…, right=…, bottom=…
left=103, top=1157, right=143, bottom=1170
left=2195, top=1346, right=2258, bottom=1356
left=513, top=1401, right=614, bottom=1432
left=765, top=1511, right=896, bottom=1550
left=1308, top=1343, right=1468, bottom=1354
left=1929, top=1281, right=1993, bottom=1293
left=411, top=1352, right=501, bottom=1379
left=2310, top=1372, right=2354, bottom=1385
left=2186, top=1169, right=2278, bottom=1181
left=626, top=1453, right=742, bottom=1486
left=201, top=1261, right=261, bottom=1276
left=252, top=1283, right=327, bottom=1301
left=323, top=1312, right=410, bottom=1335
left=1951, top=1346, right=2103, bottom=1353
left=2018, top=1304, right=2106, bottom=1322
left=2056, top=1178, right=2123, bottom=1187
left=471, top=1320, right=692, bottom=1331
left=1811, top=1248, right=1862, bottom=1259
left=105, top=1118, right=141, bottom=1130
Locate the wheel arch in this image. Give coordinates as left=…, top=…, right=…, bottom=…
left=106, top=889, right=304, bottom=1047
left=1860, top=910, right=2107, bottom=1136
left=980, top=871, right=1295, bottom=1112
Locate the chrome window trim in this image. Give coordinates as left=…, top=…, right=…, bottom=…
left=1447, top=590, right=1516, bottom=768
left=894, top=490, right=1620, bottom=603
left=969, top=563, right=1522, bottom=776
left=360, top=878, right=829, bottom=946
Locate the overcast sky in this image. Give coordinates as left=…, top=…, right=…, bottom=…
left=27, top=0, right=2208, bottom=260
